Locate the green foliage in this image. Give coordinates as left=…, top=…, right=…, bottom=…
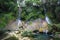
left=20, top=0, right=60, bottom=22
left=0, top=0, right=60, bottom=28
left=54, top=24, right=60, bottom=31
left=45, top=0, right=60, bottom=23
left=21, top=5, right=44, bottom=21
left=55, top=7, right=60, bottom=13
left=48, top=24, right=52, bottom=31
left=25, top=0, right=42, bottom=5
left=49, top=0, right=58, bottom=3
left=0, top=0, right=17, bottom=28
left=0, top=12, right=15, bottom=28
left=54, top=38, right=60, bottom=40
left=21, top=31, right=34, bottom=37
left=0, top=30, right=8, bottom=40
left=54, top=32, right=60, bottom=40
left=5, top=36, right=18, bottom=40
left=29, top=21, right=32, bottom=25
left=0, top=0, right=17, bottom=12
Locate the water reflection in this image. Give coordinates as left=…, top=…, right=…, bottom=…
left=33, top=33, right=52, bottom=40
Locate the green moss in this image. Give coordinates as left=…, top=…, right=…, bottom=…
left=5, top=36, right=18, bottom=40
left=21, top=31, right=34, bottom=37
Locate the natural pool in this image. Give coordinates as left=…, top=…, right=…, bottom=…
left=32, top=33, right=52, bottom=40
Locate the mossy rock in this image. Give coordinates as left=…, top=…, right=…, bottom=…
left=5, top=36, right=18, bottom=40
left=21, top=31, right=34, bottom=37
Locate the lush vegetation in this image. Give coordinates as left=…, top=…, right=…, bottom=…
left=0, top=0, right=17, bottom=28
left=20, top=0, right=60, bottom=23
left=0, top=0, right=60, bottom=28
left=0, top=0, right=60, bottom=40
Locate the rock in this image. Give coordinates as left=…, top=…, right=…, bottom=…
left=23, top=18, right=48, bottom=32
left=5, top=20, right=22, bottom=31
left=22, top=37, right=30, bottom=40
left=14, top=31, right=19, bottom=34
left=50, top=39, right=53, bottom=40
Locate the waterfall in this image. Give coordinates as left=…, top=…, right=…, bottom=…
left=57, top=0, right=60, bottom=5
left=43, top=6, right=52, bottom=25
left=45, top=16, right=52, bottom=25
left=43, top=6, right=50, bottom=34
left=17, top=0, right=22, bottom=27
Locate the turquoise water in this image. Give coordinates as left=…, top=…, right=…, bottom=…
left=33, top=33, right=50, bottom=40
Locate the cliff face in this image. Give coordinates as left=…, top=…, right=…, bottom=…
left=23, top=18, right=48, bottom=32
left=5, top=18, right=48, bottom=32
left=5, top=20, right=22, bottom=31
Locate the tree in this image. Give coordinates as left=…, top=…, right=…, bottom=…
left=0, top=0, right=17, bottom=28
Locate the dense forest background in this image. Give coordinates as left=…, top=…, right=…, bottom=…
left=0, top=0, right=60, bottom=28
left=0, top=0, right=17, bottom=28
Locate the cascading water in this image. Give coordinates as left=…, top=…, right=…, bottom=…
left=43, top=6, right=52, bottom=25
left=17, top=0, right=26, bottom=27
left=17, top=0, right=22, bottom=28
left=43, top=6, right=52, bottom=35
left=45, top=15, right=52, bottom=25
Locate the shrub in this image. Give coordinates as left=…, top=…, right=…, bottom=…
left=21, top=31, right=34, bottom=37
left=54, top=38, right=60, bottom=40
